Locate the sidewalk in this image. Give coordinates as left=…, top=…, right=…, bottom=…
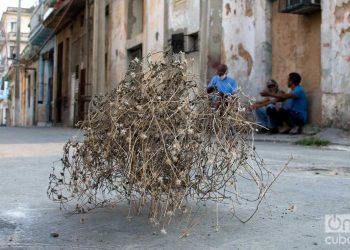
left=254, top=127, right=350, bottom=147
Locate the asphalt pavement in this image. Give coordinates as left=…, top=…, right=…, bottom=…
left=0, top=127, right=350, bottom=250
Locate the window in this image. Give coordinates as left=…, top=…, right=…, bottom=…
left=279, top=0, right=321, bottom=14
left=128, top=45, right=142, bottom=62
left=171, top=33, right=184, bottom=54
left=10, top=22, right=17, bottom=32
left=127, top=44, right=142, bottom=71
left=185, top=32, right=199, bottom=53
left=9, top=46, right=16, bottom=59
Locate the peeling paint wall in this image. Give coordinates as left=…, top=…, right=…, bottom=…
left=168, top=0, right=200, bottom=77
left=222, top=0, right=272, bottom=98
left=168, top=0, right=200, bottom=34
left=127, top=0, right=143, bottom=39
left=321, top=0, right=350, bottom=129
left=109, top=0, right=201, bottom=84
left=109, top=0, right=128, bottom=87
left=143, top=0, right=165, bottom=57
left=106, top=0, right=350, bottom=129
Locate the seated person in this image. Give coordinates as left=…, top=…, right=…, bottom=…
left=207, top=64, right=237, bottom=109
left=251, top=80, right=285, bottom=133
left=261, top=72, right=308, bottom=134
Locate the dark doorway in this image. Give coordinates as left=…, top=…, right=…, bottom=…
left=48, top=77, right=53, bottom=123
left=56, top=42, right=64, bottom=123
left=33, top=70, right=37, bottom=125
left=47, top=50, right=54, bottom=123
left=77, top=68, right=86, bottom=122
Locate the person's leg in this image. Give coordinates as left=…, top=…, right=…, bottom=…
left=266, top=104, right=278, bottom=129
left=288, top=110, right=305, bottom=134
left=255, top=106, right=269, bottom=128
left=275, top=108, right=292, bottom=133
left=266, top=107, right=279, bottom=133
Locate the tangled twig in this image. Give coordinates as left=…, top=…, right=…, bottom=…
left=48, top=52, right=279, bottom=227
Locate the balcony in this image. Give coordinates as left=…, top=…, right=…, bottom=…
left=279, top=0, right=321, bottom=14
left=21, top=44, right=40, bottom=62
left=42, top=0, right=86, bottom=29
left=29, top=2, right=53, bottom=47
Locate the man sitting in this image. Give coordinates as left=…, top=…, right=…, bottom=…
left=207, top=64, right=237, bottom=109
left=261, top=72, right=308, bottom=134
left=251, top=80, right=285, bottom=134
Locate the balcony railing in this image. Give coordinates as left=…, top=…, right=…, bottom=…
left=279, top=0, right=321, bottom=14
left=29, top=2, right=44, bottom=33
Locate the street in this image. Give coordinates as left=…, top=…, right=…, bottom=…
left=0, top=127, right=350, bottom=249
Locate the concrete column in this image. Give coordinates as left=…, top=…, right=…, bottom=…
left=92, top=0, right=106, bottom=95
left=199, top=0, right=223, bottom=87
left=163, top=0, right=169, bottom=50
left=108, top=0, right=128, bottom=86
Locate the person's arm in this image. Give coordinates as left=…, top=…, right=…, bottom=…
left=260, top=90, right=297, bottom=101
left=207, top=76, right=217, bottom=93
left=251, top=98, right=274, bottom=109
left=231, top=79, right=238, bottom=94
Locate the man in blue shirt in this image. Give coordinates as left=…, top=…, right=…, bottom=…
left=261, top=72, right=308, bottom=134
left=207, top=64, right=237, bottom=96
left=207, top=64, right=237, bottom=109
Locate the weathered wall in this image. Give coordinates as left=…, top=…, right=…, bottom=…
left=222, top=0, right=272, bottom=99
left=321, top=0, right=350, bottom=129
left=127, top=0, right=143, bottom=40
left=169, top=0, right=200, bottom=77
left=168, top=0, right=200, bottom=34
left=108, top=0, right=128, bottom=87
left=143, top=0, right=165, bottom=57
left=271, top=1, right=322, bottom=124
left=55, top=6, right=91, bottom=126
left=56, top=27, right=72, bottom=126
left=25, top=61, right=38, bottom=126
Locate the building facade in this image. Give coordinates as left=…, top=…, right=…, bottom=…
left=4, top=0, right=350, bottom=129
left=0, top=7, right=32, bottom=126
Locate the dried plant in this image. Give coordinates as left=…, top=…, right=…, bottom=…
left=48, top=52, right=280, bottom=227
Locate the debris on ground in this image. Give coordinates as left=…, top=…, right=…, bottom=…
left=50, top=232, right=59, bottom=238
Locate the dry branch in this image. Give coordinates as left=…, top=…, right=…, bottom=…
left=48, top=52, right=279, bottom=227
